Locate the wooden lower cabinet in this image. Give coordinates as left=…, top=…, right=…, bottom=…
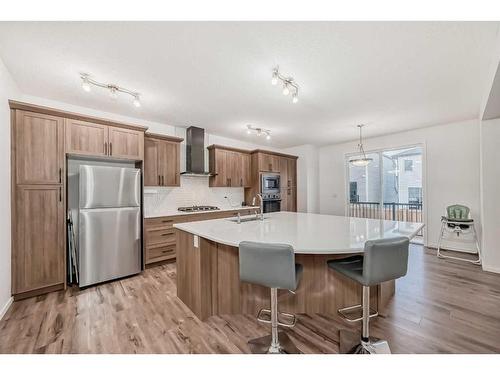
left=13, top=185, right=65, bottom=297
left=144, top=208, right=258, bottom=266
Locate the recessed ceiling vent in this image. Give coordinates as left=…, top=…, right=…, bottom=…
left=180, top=126, right=212, bottom=177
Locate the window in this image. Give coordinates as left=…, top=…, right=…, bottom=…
left=408, top=187, right=422, bottom=204
left=404, top=159, right=413, bottom=172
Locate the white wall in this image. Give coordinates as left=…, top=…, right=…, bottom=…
left=480, top=119, right=500, bottom=273
left=283, top=144, right=320, bottom=214
left=0, top=59, right=21, bottom=318
left=319, top=119, right=481, bottom=252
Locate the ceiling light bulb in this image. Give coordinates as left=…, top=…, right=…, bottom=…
left=109, top=87, right=118, bottom=99
left=133, top=96, right=141, bottom=107
left=266, top=134, right=271, bottom=140
left=282, top=84, right=290, bottom=96
left=292, top=94, right=298, bottom=103
left=257, top=130, right=262, bottom=136
left=247, top=128, right=252, bottom=135
left=271, top=74, right=278, bottom=85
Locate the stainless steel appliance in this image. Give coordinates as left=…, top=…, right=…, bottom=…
left=178, top=205, right=220, bottom=212
left=78, top=165, right=142, bottom=287
left=261, top=173, right=281, bottom=213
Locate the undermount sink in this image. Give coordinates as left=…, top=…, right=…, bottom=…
left=227, top=216, right=266, bottom=223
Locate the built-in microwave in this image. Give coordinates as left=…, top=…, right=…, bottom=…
left=261, top=173, right=281, bottom=194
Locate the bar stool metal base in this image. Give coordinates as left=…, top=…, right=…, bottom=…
left=339, top=329, right=391, bottom=354
left=248, top=332, right=301, bottom=354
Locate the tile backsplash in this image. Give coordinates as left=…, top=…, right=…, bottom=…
left=144, top=176, right=246, bottom=215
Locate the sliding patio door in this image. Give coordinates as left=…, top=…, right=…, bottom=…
left=347, top=146, right=423, bottom=228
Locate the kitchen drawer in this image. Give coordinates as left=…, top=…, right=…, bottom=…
left=146, top=244, right=176, bottom=264
left=145, top=227, right=176, bottom=246
left=145, top=216, right=178, bottom=228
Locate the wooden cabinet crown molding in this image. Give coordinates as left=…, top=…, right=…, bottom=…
left=207, top=144, right=252, bottom=154
left=145, top=132, right=184, bottom=143
left=9, top=100, right=148, bottom=133
left=251, top=149, right=299, bottom=160
left=207, top=144, right=298, bottom=160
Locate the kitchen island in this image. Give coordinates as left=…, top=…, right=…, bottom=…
left=174, top=211, right=424, bottom=320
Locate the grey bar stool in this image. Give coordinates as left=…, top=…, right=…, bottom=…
left=239, top=241, right=303, bottom=354
left=328, top=237, right=409, bottom=354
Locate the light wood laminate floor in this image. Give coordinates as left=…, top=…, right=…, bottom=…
left=1, top=245, right=500, bottom=354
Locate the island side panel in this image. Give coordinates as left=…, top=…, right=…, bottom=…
left=176, top=229, right=214, bottom=320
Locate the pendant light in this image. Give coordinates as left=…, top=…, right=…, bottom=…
left=350, top=124, right=373, bottom=167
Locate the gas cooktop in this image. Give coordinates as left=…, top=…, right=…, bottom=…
left=177, top=205, right=220, bottom=212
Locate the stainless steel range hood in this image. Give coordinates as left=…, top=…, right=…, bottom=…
left=180, top=126, right=212, bottom=177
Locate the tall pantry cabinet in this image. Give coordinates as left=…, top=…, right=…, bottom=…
left=11, top=109, right=66, bottom=299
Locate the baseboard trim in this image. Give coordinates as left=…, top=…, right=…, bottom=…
left=0, top=297, right=13, bottom=321
left=482, top=264, right=500, bottom=274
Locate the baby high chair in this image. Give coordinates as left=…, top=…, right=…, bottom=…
left=437, top=204, right=481, bottom=265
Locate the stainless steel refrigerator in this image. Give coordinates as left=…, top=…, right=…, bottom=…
left=78, top=165, right=142, bottom=287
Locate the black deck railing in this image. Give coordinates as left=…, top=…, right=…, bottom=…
left=349, top=201, right=423, bottom=223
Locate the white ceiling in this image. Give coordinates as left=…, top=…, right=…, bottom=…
left=0, top=22, right=498, bottom=148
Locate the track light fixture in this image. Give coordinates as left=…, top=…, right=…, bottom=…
left=80, top=73, right=141, bottom=108
left=271, top=66, right=299, bottom=103
left=246, top=124, right=271, bottom=140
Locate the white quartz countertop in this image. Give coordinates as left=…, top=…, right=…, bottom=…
left=144, top=206, right=260, bottom=219
left=173, top=211, right=425, bottom=254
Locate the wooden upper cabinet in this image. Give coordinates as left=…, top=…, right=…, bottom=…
left=144, top=137, right=161, bottom=186
left=287, top=158, right=297, bottom=187
left=208, top=146, right=252, bottom=187
left=258, top=152, right=280, bottom=172
left=280, top=157, right=297, bottom=188
left=15, top=111, right=64, bottom=185
left=279, top=157, right=289, bottom=187
left=65, top=119, right=107, bottom=157
left=209, top=148, right=229, bottom=187
left=144, top=134, right=182, bottom=187
left=108, top=126, right=144, bottom=160
left=66, top=119, right=145, bottom=160
left=160, top=141, right=181, bottom=186
left=241, top=153, right=252, bottom=187
left=13, top=185, right=65, bottom=294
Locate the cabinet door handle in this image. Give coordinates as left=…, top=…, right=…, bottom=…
left=240, top=178, right=243, bottom=186
left=59, top=168, right=62, bottom=183
left=158, top=175, right=161, bottom=185
left=104, top=142, right=107, bottom=155
left=109, top=142, right=112, bottom=156
left=59, top=186, right=62, bottom=202
left=269, top=163, right=272, bottom=171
